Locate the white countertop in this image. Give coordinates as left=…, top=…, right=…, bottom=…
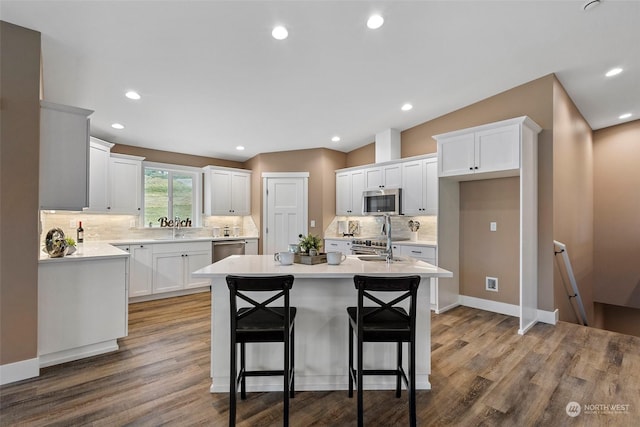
left=192, top=254, right=452, bottom=279
left=39, top=242, right=129, bottom=263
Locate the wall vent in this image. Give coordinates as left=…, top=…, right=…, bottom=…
left=486, top=276, right=498, bottom=292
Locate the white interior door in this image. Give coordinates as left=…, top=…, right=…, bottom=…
left=263, top=174, right=308, bottom=254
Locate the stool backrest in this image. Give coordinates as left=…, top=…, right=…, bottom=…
left=353, top=275, right=420, bottom=325
left=226, top=275, right=295, bottom=324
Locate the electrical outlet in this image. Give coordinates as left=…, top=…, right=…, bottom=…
left=130, top=219, right=136, bottom=228
left=70, top=220, right=76, bottom=228
left=310, top=220, right=316, bottom=227
left=490, top=222, right=497, bottom=232
left=486, top=276, right=498, bottom=292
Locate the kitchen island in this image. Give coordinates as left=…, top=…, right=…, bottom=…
left=192, top=254, right=452, bottom=393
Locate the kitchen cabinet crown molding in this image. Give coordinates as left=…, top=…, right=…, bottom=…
left=335, top=152, right=437, bottom=174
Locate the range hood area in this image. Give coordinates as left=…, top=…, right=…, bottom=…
left=374, top=128, right=401, bottom=164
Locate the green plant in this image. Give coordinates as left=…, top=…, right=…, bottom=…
left=65, top=237, right=76, bottom=247
left=298, top=233, right=322, bottom=253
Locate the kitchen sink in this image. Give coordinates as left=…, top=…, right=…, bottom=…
left=357, top=255, right=407, bottom=262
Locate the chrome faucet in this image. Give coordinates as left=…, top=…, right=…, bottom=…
left=172, top=216, right=181, bottom=239
left=376, top=214, right=394, bottom=263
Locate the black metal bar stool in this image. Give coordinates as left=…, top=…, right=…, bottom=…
left=226, top=275, right=296, bottom=427
left=347, top=275, right=421, bottom=427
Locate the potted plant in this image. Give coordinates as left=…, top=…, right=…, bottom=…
left=65, top=237, right=77, bottom=255
left=298, top=233, right=322, bottom=256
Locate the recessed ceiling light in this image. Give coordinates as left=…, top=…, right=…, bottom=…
left=401, top=103, right=413, bottom=111
left=605, top=67, right=623, bottom=77
left=111, top=123, right=124, bottom=130
left=367, top=15, right=384, bottom=30
left=618, top=113, right=632, bottom=120
left=272, top=26, right=288, bottom=40
left=236, top=145, right=245, bottom=151
left=125, top=91, right=141, bottom=100
left=331, top=136, right=341, bottom=142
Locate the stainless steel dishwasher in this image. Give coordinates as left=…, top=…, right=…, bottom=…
left=212, top=240, right=245, bottom=262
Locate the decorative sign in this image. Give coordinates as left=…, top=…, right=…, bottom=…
left=158, top=217, right=192, bottom=227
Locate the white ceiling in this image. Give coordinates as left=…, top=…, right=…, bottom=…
left=2, top=1, right=638, bottom=162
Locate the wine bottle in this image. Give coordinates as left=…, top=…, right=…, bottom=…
left=77, top=221, right=84, bottom=243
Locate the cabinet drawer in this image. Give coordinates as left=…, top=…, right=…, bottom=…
left=152, top=241, right=211, bottom=254
left=399, top=245, right=436, bottom=260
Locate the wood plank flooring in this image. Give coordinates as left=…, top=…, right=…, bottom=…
left=2, top=292, right=639, bottom=426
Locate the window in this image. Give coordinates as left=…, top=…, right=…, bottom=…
left=143, top=162, right=201, bottom=227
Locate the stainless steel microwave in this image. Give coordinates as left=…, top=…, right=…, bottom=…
left=362, top=188, right=402, bottom=216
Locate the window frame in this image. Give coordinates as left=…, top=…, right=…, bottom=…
left=142, top=161, right=202, bottom=228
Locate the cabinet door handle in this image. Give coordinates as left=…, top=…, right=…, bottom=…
left=474, top=166, right=478, bottom=170
left=469, top=167, right=473, bottom=171
left=411, top=250, right=422, bottom=254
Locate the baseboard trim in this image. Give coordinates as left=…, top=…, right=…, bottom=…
left=0, top=357, right=39, bottom=385
left=129, top=287, right=210, bottom=303
left=537, top=308, right=559, bottom=325
left=39, top=340, right=119, bottom=368
left=459, top=295, right=520, bottom=317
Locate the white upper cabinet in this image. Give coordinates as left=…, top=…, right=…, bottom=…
left=364, top=163, right=402, bottom=190
left=436, top=120, right=527, bottom=179
left=402, top=157, right=438, bottom=215
left=87, top=138, right=112, bottom=211
left=87, top=137, right=143, bottom=214
left=204, top=166, right=251, bottom=216
left=109, top=154, right=143, bottom=214
left=39, top=101, right=93, bottom=211
left=336, top=169, right=365, bottom=215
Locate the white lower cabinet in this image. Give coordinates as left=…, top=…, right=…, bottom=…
left=115, top=244, right=153, bottom=297
left=38, top=256, right=127, bottom=367
left=394, top=244, right=438, bottom=308
left=152, top=241, right=212, bottom=293
left=324, top=239, right=352, bottom=255
left=245, top=238, right=258, bottom=255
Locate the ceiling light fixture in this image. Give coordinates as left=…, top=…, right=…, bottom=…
left=583, top=0, right=601, bottom=12
left=272, top=26, right=288, bottom=40
left=331, top=136, right=341, bottom=142
left=401, top=103, right=413, bottom=111
left=367, top=15, right=384, bottom=30
left=236, top=145, right=245, bottom=151
left=125, top=91, right=141, bottom=100
left=605, top=67, right=623, bottom=77
left=111, top=123, right=124, bottom=130
left=618, top=113, right=632, bottom=120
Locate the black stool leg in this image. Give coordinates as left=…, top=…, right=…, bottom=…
left=229, top=341, right=237, bottom=427
left=348, top=322, right=353, bottom=398
left=240, top=342, right=247, bottom=400
left=290, top=323, right=295, bottom=398
left=357, top=332, right=364, bottom=427
left=409, top=341, right=416, bottom=427
left=284, top=331, right=290, bottom=427
left=396, top=341, right=402, bottom=398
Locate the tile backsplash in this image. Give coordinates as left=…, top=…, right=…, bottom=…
left=39, top=211, right=259, bottom=243
left=325, top=215, right=437, bottom=242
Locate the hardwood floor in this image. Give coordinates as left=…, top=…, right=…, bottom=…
left=2, top=292, right=639, bottom=426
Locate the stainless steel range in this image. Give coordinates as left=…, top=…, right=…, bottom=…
left=350, top=238, right=387, bottom=255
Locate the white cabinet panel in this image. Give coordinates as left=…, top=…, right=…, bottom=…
left=109, top=155, right=142, bottom=214
left=324, top=239, right=351, bottom=255
left=88, top=138, right=112, bottom=211
left=130, top=245, right=153, bottom=297
left=204, top=167, right=251, bottom=215
left=245, top=238, right=258, bottom=255
left=38, top=257, right=127, bottom=366
left=365, top=164, right=402, bottom=190
left=152, top=241, right=212, bottom=293
left=39, top=101, right=93, bottom=210
left=336, top=169, right=364, bottom=215
left=402, top=157, right=438, bottom=215
left=437, top=123, right=521, bottom=179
